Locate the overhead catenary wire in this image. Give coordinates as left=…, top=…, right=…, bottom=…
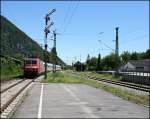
left=59, top=1, right=73, bottom=33
left=121, top=34, right=148, bottom=44
left=61, top=1, right=80, bottom=34
left=98, top=40, right=115, bottom=52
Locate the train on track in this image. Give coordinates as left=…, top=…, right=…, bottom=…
left=23, top=58, right=61, bottom=76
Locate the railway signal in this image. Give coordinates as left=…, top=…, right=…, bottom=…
left=51, top=30, right=60, bottom=73
left=45, top=22, right=54, bottom=30
left=44, top=9, right=56, bottom=79
left=45, top=16, right=50, bottom=25
left=44, top=22, right=54, bottom=39
left=47, top=9, right=56, bottom=16
left=44, top=9, right=56, bottom=25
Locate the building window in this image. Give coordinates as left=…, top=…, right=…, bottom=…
left=136, top=67, right=144, bottom=71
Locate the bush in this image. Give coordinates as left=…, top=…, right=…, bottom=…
left=0, top=57, right=23, bottom=81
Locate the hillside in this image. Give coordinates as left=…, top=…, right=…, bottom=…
left=0, top=15, right=66, bottom=65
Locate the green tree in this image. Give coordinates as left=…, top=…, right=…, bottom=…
left=121, top=51, right=130, bottom=63
left=145, top=49, right=150, bottom=59
left=88, top=57, right=97, bottom=71
left=102, top=53, right=116, bottom=70
left=51, top=47, right=57, bottom=56
left=1, top=15, right=65, bottom=66
left=96, top=53, right=102, bottom=71
left=74, top=61, right=86, bottom=71
left=86, top=54, right=90, bottom=70
left=130, top=52, right=139, bottom=60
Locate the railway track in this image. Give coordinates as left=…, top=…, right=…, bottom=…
left=71, top=72, right=150, bottom=93
left=1, top=79, right=25, bottom=94
left=87, top=76, right=150, bottom=92
left=0, top=78, right=35, bottom=114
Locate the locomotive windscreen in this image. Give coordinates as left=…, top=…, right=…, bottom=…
left=25, top=60, right=37, bottom=65
left=32, top=60, right=37, bottom=64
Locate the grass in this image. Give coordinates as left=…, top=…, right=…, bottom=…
left=41, top=71, right=83, bottom=83
left=79, top=71, right=121, bottom=81
left=41, top=71, right=149, bottom=107
left=1, top=74, right=22, bottom=81
left=83, top=80, right=149, bottom=106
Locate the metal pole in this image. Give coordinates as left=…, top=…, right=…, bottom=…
left=44, top=9, right=56, bottom=79
left=44, top=18, right=48, bottom=79
left=54, top=32, right=56, bottom=72
left=53, top=31, right=56, bottom=73
left=115, top=27, right=119, bottom=76
left=80, top=55, right=82, bottom=71
left=44, top=39, right=47, bottom=79
left=115, top=27, right=119, bottom=58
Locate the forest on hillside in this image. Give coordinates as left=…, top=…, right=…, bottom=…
left=0, top=15, right=65, bottom=66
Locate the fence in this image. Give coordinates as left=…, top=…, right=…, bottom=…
left=120, top=70, right=150, bottom=85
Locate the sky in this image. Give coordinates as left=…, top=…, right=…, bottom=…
left=1, top=1, right=149, bottom=65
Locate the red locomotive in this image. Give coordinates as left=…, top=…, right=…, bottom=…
left=23, top=58, right=44, bottom=76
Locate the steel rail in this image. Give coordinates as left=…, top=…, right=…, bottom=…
left=88, top=75, right=150, bottom=89
left=71, top=72, right=150, bottom=92
left=0, top=79, right=25, bottom=94
left=0, top=78, right=35, bottom=114
left=87, top=76, right=150, bottom=92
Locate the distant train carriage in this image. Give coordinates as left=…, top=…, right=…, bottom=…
left=47, top=63, right=61, bottom=71
left=56, top=65, right=61, bottom=71
left=23, top=58, right=44, bottom=76
left=47, top=63, right=53, bottom=71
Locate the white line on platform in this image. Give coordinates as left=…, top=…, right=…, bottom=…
left=63, top=85, right=80, bottom=101
left=63, top=85, right=98, bottom=118
left=38, top=83, right=43, bottom=118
